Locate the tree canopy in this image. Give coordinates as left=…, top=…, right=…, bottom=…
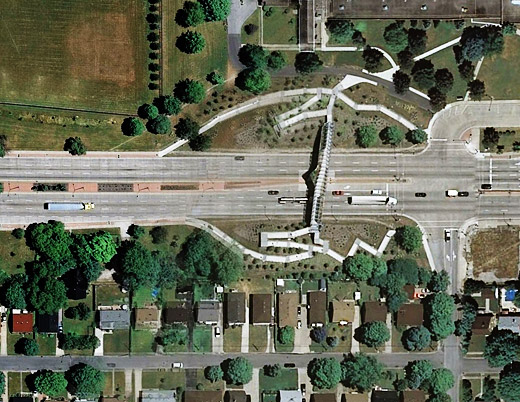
left=174, top=79, right=206, bottom=104
left=15, top=337, right=39, bottom=356
left=405, top=360, right=434, bottom=389
left=383, top=22, right=408, bottom=52
left=362, top=46, right=384, bottom=72
left=498, top=362, right=520, bottom=402
left=326, top=20, right=355, bottom=42
left=223, top=357, right=253, bottom=385
left=199, top=0, right=231, bottom=21
left=468, top=79, right=485, bottom=100
left=355, top=125, right=378, bottom=148
left=66, top=364, right=105, bottom=398
left=412, top=59, right=435, bottom=89
left=177, top=1, right=205, bottom=27
left=29, top=277, right=68, bottom=314
left=484, top=328, right=520, bottom=367
left=434, top=68, right=454, bottom=94
left=189, top=133, right=212, bottom=151
left=238, top=44, right=268, bottom=69
left=205, top=366, right=223, bottom=382
left=342, top=353, right=384, bottom=392
left=147, top=115, right=172, bottom=134
left=294, top=52, right=323, bottom=74
left=114, top=241, right=160, bottom=290
left=343, top=254, right=387, bottom=281
left=176, top=30, right=206, bottom=54
left=33, top=370, right=68, bottom=396
left=64, top=137, right=87, bottom=156
left=406, top=129, right=427, bottom=144
left=402, top=326, right=432, bottom=351
left=379, top=126, right=404, bottom=146
left=175, top=118, right=200, bottom=140
left=424, top=292, right=456, bottom=340
left=393, top=70, right=411, bottom=95
left=138, top=103, right=159, bottom=120
left=278, top=326, right=294, bottom=345
left=121, top=117, right=145, bottom=136
left=2, top=274, right=28, bottom=309
left=235, top=68, right=271, bottom=94
left=428, top=270, right=450, bottom=292
left=408, top=28, right=427, bottom=55
left=355, top=321, right=390, bottom=347
left=25, top=221, right=73, bottom=262
left=157, top=324, right=188, bottom=346
left=429, top=368, right=454, bottom=395
left=395, top=225, right=422, bottom=253
left=267, top=51, right=287, bottom=71
left=307, top=358, right=342, bottom=389
left=460, top=26, right=504, bottom=61
left=154, top=95, right=182, bottom=116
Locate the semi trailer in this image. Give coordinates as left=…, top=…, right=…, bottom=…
left=44, top=202, right=95, bottom=211
left=347, top=196, right=397, bottom=206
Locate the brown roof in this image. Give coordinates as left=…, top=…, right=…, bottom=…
left=184, top=391, right=223, bottom=402
left=308, top=291, right=327, bottom=325
left=312, top=394, right=337, bottom=402
left=362, top=302, right=387, bottom=323
left=472, top=314, right=494, bottom=335
left=331, top=300, right=355, bottom=323
left=401, top=390, right=425, bottom=402
left=481, top=288, right=496, bottom=299
left=12, top=313, right=33, bottom=333
left=278, top=293, right=298, bottom=327
left=396, top=304, right=424, bottom=327
left=344, top=393, right=370, bottom=402
left=103, top=398, right=126, bottom=402
left=403, top=285, right=415, bottom=300
left=226, top=292, right=246, bottom=324
left=225, top=391, right=247, bottom=402
left=135, top=308, right=159, bottom=324
left=251, top=294, right=272, bottom=324
left=163, top=302, right=191, bottom=324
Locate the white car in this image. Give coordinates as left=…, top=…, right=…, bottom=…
left=446, top=189, right=458, bottom=197
left=371, top=189, right=383, bottom=195
left=172, top=362, right=183, bottom=368
left=297, top=320, right=302, bottom=329
left=382, top=4, right=388, bottom=10
left=421, top=4, right=428, bottom=10
left=214, top=327, right=221, bottom=338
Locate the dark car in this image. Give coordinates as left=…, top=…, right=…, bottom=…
left=268, top=190, right=279, bottom=195
left=481, top=184, right=492, bottom=190
left=284, top=363, right=296, bottom=368
left=458, top=191, right=469, bottom=197
left=234, top=156, right=245, bottom=161
left=415, top=192, right=427, bottom=197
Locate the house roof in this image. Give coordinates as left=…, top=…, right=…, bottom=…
left=141, top=390, right=176, bottom=402
left=344, top=394, right=369, bottom=402
left=472, top=314, right=494, bottom=335
left=12, top=313, right=33, bottom=333
left=372, top=391, right=399, bottom=402
left=278, top=293, right=298, bottom=327
left=396, top=304, right=424, bottom=327
left=401, top=390, right=425, bottom=402
left=331, top=300, right=355, bottom=323
left=279, top=390, right=302, bottom=402
left=184, top=391, right=223, bottom=402
left=226, top=292, right=246, bottom=324
left=251, top=294, right=272, bottom=324
left=9, top=398, right=34, bottom=402
left=308, top=291, right=327, bottom=325
left=36, top=312, right=59, bottom=333
left=311, top=394, right=337, bottom=402
left=225, top=391, right=247, bottom=402
left=163, top=302, right=191, bottom=324
left=362, top=301, right=388, bottom=323
left=135, top=307, right=159, bottom=324
left=498, top=315, right=520, bottom=333
left=197, top=301, right=220, bottom=323
left=99, top=310, right=130, bottom=330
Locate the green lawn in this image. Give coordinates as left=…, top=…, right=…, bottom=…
left=428, top=47, right=468, bottom=102
left=103, top=371, right=126, bottom=397
left=141, top=370, right=186, bottom=390
left=327, top=323, right=352, bottom=353
left=63, top=291, right=95, bottom=335
left=36, top=333, right=57, bottom=356
left=274, top=326, right=294, bottom=352
left=223, top=326, right=242, bottom=352
left=479, top=127, right=520, bottom=153
left=104, top=329, right=131, bottom=355
left=163, top=0, right=228, bottom=93
left=242, top=9, right=261, bottom=45
left=193, top=325, right=212, bottom=353
left=262, top=7, right=298, bottom=45
left=131, top=329, right=156, bottom=354
left=7, top=333, right=25, bottom=356
left=194, top=283, right=216, bottom=302
left=7, top=372, right=32, bottom=396
left=467, top=334, right=486, bottom=354
left=132, top=286, right=158, bottom=308
left=249, top=325, right=268, bottom=352
left=259, top=368, right=298, bottom=392
left=95, top=284, right=129, bottom=307
left=140, top=225, right=194, bottom=256
left=194, top=369, right=226, bottom=391
left=318, top=51, right=390, bottom=72
left=377, top=369, right=405, bottom=389
left=0, top=231, right=34, bottom=276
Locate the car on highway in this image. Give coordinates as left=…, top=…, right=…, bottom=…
left=371, top=189, right=383, bottom=195
left=268, top=190, right=279, bottom=195
left=458, top=191, right=469, bottom=197
left=481, top=184, right=492, bottom=190
left=284, top=363, right=296, bottom=368
left=297, top=306, right=302, bottom=316
left=461, top=6, right=468, bottom=12
left=444, top=229, right=451, bottom=242
left=301, top=384, right=306, bottom=396
left=415, top=192, right=427, bottom=197
left=234, top=156, right=245, bottom=161
left=446, top=189, right=458, bottom=197
left=172, top=362, right=184, bottom=368
left=214, top=327, right=221, bottom=338
left=332, top=191, right=344, bottom=196
left=421, top=4, right=427, bottom=10
left=382, top=4, right=388, bottom=10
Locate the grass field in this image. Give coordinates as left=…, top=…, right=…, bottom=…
left=259, top=368, right=298, bottom=392
left=0, top=230, right=34, bottom=276
left=479, top=127, right=520, bottom=153
left=141, top=370, right=185, bottom=390
left=35, top=333, right=57, bottom=356
left=223, top=326, right=242, bottom=352
left=242, top=10, right=261, bottom=45
left=0, top=0, right=150, bottom=113
left=104, top=329, right=131, bottom=355
left=193, top=325, right=212, bottom=353
left=249, top=325, right=268, bottom=352
left=7, top=372, right=31, bottom=396
left=131, top=329, right=156, bottom=354
left=428, top=47, right=468, bottom=103
left=163, top=0, right=228, bottom=93
left=318, top=51, right=390, bottom=72
left=262, top=7, right=298, bottom=45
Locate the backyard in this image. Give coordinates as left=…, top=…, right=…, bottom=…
left=141, top=370, right=186, bottom=390
left=0, top=230, right=34, bottom=275
left=262, top=7, right=298, bottom=45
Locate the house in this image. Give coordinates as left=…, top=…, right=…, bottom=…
left=184, top=391, right=223, bottom=402
left=279, top=390, right=303, bottom=402
left=163, top=302, right=192, bottom=324
left=135, top=307, right=160, bottom=329
left=312, top=394, right=337, bottom=402
left=197, top=301, right=220, bottom=325
left=472, top=314, right=495, bottom=335
left=36, top=312, right=59, bottom=333
left=9, top=398, right=34, bottom=402
left=11, top=312, right=33, bottom=333
left=251, top=294, right=272, bottom=325
left=401, top=390, right=425, bottom=402
left=371, top=391, right=399, bottom=402
left=278, top=293, right=298, bottom=327
left=141, top=390, right=176, bottom=402
left=226, top=292, right=246, bottom=326
left=396, top=304, right=424, bottom=327
left=343, top=394, right=370, bottom=402
left=498, top=315, right=520, bottom=333
left=308, top=291, right=327, bottom=327
left=224, top=391, right=248, bottom=402
left=362, top=301, right=388, bottom=323
left=331, top=300, right=355, bottom=324
left=99, top=309, right=130, bottom=330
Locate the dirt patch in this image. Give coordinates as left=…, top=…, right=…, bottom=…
left=67, top=13, right=135, bottom=86
left=469, top=226, right=520, bottom=280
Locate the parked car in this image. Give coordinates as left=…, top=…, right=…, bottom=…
left=461, top=6, right=468, bottom=12
left=382, top=4, right=388, bottom=10
left=415, top=192, right=427, bottom=197
left=481, top=184, right=492, bottom=190
left=214, top=327, right=221, bottom=338
left=371, top=189, right=383, bottom=195
left=284, top=363, right=296, bottom=368
left=268, top=190, right=279, bottom=195
left=234, top=156, right=245, bottom=161
left=446, top=189, right=458, bottom=197
left=297, top=320, right=302, bottom=329
left=297, top=306, right=302, bottom=316
left=458, top=191, right=469, bottom=197
left=301, top=384, right=306, bottom=396
left=172, top=362, right=184, bottom=368
left=444, top=229, right=451, bottom=242
left=332, top=191, right=344, bottom=196
left=421, top=4, right=428, bottom=10
left=1, top=313, right=6, bottom=323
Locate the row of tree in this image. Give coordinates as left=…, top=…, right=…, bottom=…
left=355, top=125, right=427, bottom=148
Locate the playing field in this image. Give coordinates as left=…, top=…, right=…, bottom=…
left=0, top=0, right=150, bottom=113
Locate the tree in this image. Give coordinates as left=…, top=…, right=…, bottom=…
left=352, top=30, right=366, bottom=48
left=424, top=292, right=455, bottom=340
left=434, top=68, right=454, bottom=94
left=395, top=226, right=422, bottom=253
left=326, top=19, right=355, bottom=42
left=147, top=13, right=160, bottom=24
left=342, top=353, right=384, bottom=392
left=15, top=338, right=39, bottom=356
left=343, top=254, right=386, bottom=281
left=458, top=60, right=475, bottom=81
left=150, top=226, right=169, bottom=244
left=29, top=277, right=68, bottom=314
left=484, top=328, right=520, bottom=367
left=397, top=49, right=414, bottom=71
left=502, top=21, right=516, bottom=36
left=147, top=115, right=171, bottom=134
left=405, top=360, right=434, bottom=389
left=370, top=272, right=407, bottom=313
left=460, top=26, right=504, bottom=61
left=264, top=364, right=282, bottom=377
left=412, top=59, right=435, bottom=89
left=236, top=68, right=271, bottom=94
left=267, top=51, right=287, bottom=71
left=64, top=137, right=87, bottom=156
left=65, top=303, right=91, bottom=321
left=380, top=126, right=404, bottom=146
left=383, top=22, right=409, bottom=52
left=207, top=71, right=225, bottom=85
left=311, top=326, right=327, bottom=343
left=387, top=258, right=422, bottom=285
left=178, top=1, right=205, bottom=27
left=199, top=0, right=231, bottom=21
left=498, top=362, right=520, bottom=402
left=408, top=28, right=427, bottom=55
left=11, top=228, right=25, bottom=239
left=114, top=241, right=160, bottom=290
left=428, top=270, right=450, bottom=292
left=176, top=30, right=206, bottom=54
left=59, top=334, right=99, bottom=350
left=428, top=394, right=452, bottom=402
left=121, top=117, right=145, bottom=136
left=138, top=103, right=159, bottom=120
left=406, top=129, right=427, bottom=144
left=33, top=370, right=68, bottom=396
left=205, top=366, right=223, bottom=382
left=189, top=133, right=212, bottom=151
left=428, top=87, right=447, bottom=112
left=244, top=24, right=258, bottom=35
left=482, top=127, right=500, bottom=148
left=362, top=46, right=384, bottom=72
left=402, top=326, right=432, bottom=351
left=461, top=379, right=473, bottom=402
left=174, top=79, right=206, bottom=104
left=2, top=274, right=28, bottom=309
left=0, top=135, right=6, bottom=158
left=294, top=52, right=323, bottom=75
left=468, top=79, right=485, bottom=100
left=0, top=372, right=5, bottom=396
left=482, top=376, right=498, bottom=402
left=175, top=118, right=200, bottom=140
left=429, top=368, right=454, bottom=395
left=127, top=224, right=145, bottom=239
left=308, top=358, right=342, bottom=389
left=66, top=364, right=105, bottom=398
left=355, top=125, right=378, bottom=148
left=278, top=326, right=294, bottom=345
left=153, top=95, right=182, bottom=116
left=223, top=357, right=253, bottom=385
left=157, top=324, right=188, bottom=346
left=238, top=44, right=268, bottom=68
left=393, top=70, right=411, bottom=95
left=25, top=221, right=72, bottom=262
left=355, top=321, right=390, bottom=347
left=85, top=231, right=116, bottom=263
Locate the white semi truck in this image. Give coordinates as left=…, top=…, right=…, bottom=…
left=347, top=196, right=397, bottom=206
left=44, top=202, right=95, bottom=211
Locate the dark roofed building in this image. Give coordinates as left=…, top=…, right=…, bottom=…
left=251, top=294, right=272, bottom=325
left=308, top=291, right=327, bottom=326
left=163, top=302, right=192, bottom=324
left=312, top=394, right=337, bottom=402
left=99, top=309, right=131, bottom=330
left=10, top=398, right=34, bottom=402
left=362, top=301, right=387, bottom=323
left=225, top=391, right=248, bottom=402
left=278, top=293, right=298, bottom=327
left=344, top=394, right=370, bottom=402
left=197, top=301, right=220, bottom=325
left=472, top=314, right=495, bottom=335
left=396, top=304, right=424, bottom=327
left=226, top=292, right=246, bottom=325
left=401, top=390, right=425, bottom=402
left=36, top=312, right=59, bottom=333
left=184, top=390, right=223, bottom=402
left=372, top=391, right=399, bottom=402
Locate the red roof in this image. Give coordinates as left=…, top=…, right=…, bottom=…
left=12, top=313, right=33, bottom=333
